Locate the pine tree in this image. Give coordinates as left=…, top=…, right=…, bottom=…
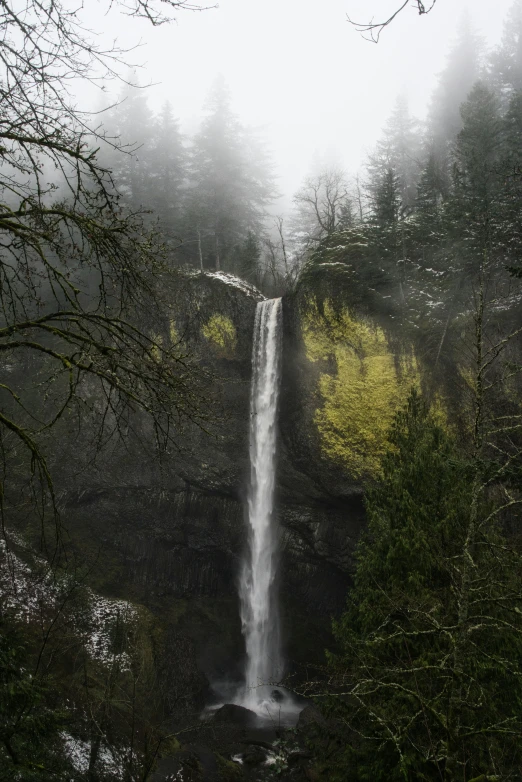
left=369, top=166, right=402, bottom=275
left=371, top=166, right=401, bottom=227
left=407, top=150, right=455, bottom=345
left=413, top=151, right=444, bottom=241
left=0, top=614, right=68, bottom=779
left=365, top=166, right=408, bottom=311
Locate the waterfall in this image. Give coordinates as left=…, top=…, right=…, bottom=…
left=239, top=297, right=283, bottom=712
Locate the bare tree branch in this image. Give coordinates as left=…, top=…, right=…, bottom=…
left=348, top=1, right=437, bottom=43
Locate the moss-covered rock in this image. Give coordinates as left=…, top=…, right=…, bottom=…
left=303, top=301, right=419, bottom=479
left=201, top=313, right=238, bottom=358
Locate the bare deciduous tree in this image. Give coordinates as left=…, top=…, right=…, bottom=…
left=292, top=168, right=352, bottom=250
left=0, top=0, right=208, bottom=548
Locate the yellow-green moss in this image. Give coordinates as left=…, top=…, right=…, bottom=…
left=303, top=302, right=420, bottom=479
left=169, top=319, right=179, bottom=345
left=216, top=755, right=243, bottom=780
left=201, top=314, right=237, bottom=358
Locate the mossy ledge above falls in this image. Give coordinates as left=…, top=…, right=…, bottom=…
left=46, top=270, right=424, bottom=713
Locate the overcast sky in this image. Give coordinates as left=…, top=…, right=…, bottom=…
left=89, top=0, right=515, bottom=207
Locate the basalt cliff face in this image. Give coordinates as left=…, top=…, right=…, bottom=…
left=56, top=272, right=413, bottom=686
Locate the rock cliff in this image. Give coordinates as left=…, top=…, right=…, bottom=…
left=55, top=270, right=415, bottom=692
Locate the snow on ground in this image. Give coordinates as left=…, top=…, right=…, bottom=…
left=85, top=590, right=136, bottom=667
left=61, top=733, right=90, bottom=774
left=61, top=733, right=126, bottom=778
left=0, top=536, right=136, bottom=666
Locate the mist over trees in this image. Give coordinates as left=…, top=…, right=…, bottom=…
left=69, top=1, right=522, bottom=305
left=100, top=75, right=278, bottom=286
left=92, top=1, right=521, bottom=301
left=299, top=5, right=522, bottom=308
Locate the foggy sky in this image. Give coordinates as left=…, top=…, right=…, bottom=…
left=87, top=0, right=515, bottom=208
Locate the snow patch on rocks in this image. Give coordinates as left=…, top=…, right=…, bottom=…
left=185, top=268, right=264, bottom=299
left=205, top=271, right=264, bottom=299
left=0, top=537, right=136, bottom=667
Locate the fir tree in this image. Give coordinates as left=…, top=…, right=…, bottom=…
left=498, top=90, right=522, bottom=273
left=413, top=151, right=444, bottom=239
left=371, top=166, right=401, bottom=227
left=369, top=167, right=403, bottom=292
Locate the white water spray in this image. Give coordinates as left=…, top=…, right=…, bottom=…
left=239, top=298, right=283, bottom=712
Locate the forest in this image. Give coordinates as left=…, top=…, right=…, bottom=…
left=1, top=0, right=522, bottom=780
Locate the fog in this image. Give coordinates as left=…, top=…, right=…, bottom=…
left=85, top=0, right=514, bottom=206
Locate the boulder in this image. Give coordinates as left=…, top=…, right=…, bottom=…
left=297, top=704, right=327, bottom=730
left=212, top=703, right=258, bottom=728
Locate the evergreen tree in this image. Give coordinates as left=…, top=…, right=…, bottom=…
left=230, top=231, right=262, bottom=285
left=148, top=101, right=187, bottom=248
left=369, top=96, right=421, bottom=209
left=490, top=0, right=522, bottom=97
left=428, top=13, right=485, bottom=194
left=369, top=166, right=403, bottom=283
left=412, top=151, right=444, bottom=245
left=450, top=82, right=503, bottom=267
left=325, top=389, right=522, bottom=781
left=0, top=614, right=68, bottom=779
left=371, top=166, right=401, bottom=227
left=497, top=90, right=522, bottom=272
left=186, top=75, right=275, bottom=271
left=429, top=12, right=485, bottom=145
left=103, top=79, right=155, bottom=210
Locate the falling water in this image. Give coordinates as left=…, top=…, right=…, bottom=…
left=239, top=298, right=283, bottom=712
